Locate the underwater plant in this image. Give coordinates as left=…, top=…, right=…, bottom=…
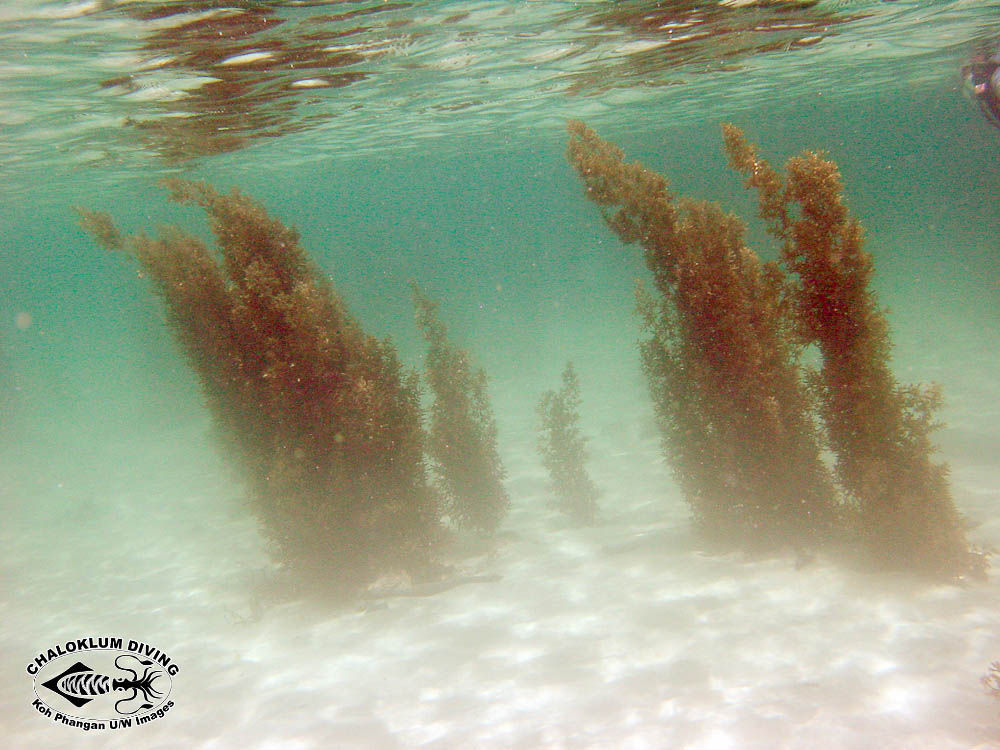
left=77, top=180, right=439, bottom=592
left=411, top=282, right=509, bottom=534
left=984, top=661, right=1000, bottom=702
left=567, top=120, right=837, bottom=550
left=537, top=361, right=600, bottom=524
left=723, top=125, right=983, bottom=578
left=566, top=120, right=983, bottom=579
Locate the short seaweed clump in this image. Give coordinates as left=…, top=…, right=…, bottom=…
left=983, top=661, right=1000, bottom=703
left=411, top=282, right=509, bottom=534
left=77, top=181, right=438, bottom=592
left=537, top=362, right=600, bottom=524
left=567, top=120, right=838, bottom=551
left=566, top=120, right=983, bottom=579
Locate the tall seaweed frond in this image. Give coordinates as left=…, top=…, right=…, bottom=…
left=723, top=125, right=983, bottom=579
left=537, top=362, right=601, bottom=524
left=77, top=182, right=439, bottom=592
left=411, top=282, right=509, bottom=534
left=567, top=121, right=838, bottom=550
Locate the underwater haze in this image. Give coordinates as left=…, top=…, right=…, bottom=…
left=2, top=0, right=1000, bottom=747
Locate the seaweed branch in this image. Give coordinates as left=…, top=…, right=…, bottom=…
left=724, top=124, right=983, bottom=579
left=411, top=282, right=509, bottom=534
left=77, top=182, right=439, bottom=592
left=537, top=362, right=600, bottom=524
left=567, top=120, right=837, bottom=550
left=566, top=119, right=982, bottom=578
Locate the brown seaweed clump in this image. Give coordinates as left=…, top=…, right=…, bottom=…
left=537, top=361, right=601, bottom=524
left=723, top=125, right=984, bottom=579
left=77, top=181, right=438, bottom=592
left=567, top=120, right=837, bottom=551
left=411, top=283, right=509, bottom=534
left=566, top=119, right=983, bottom=579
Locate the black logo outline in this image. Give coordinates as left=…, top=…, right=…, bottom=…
left=40, top=655, right=168, bottom=716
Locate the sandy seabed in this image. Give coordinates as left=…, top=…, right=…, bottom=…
left=2, top=387, right=999, bottom=750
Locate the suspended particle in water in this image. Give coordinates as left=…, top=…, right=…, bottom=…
left=15, top=311, right=32, bottom=330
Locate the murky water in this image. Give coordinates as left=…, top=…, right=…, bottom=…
left=2, top=1, right=999, bottom=747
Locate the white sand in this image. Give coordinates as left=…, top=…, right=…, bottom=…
left=2, top=382, right=999, bottom=750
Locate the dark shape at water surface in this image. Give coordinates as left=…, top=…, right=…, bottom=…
left=77, top=181, right=439, bottom=592
left=82, top=0, right=866, bottom=161
left=563, top=0, right=862, bottom=96
left=103, top=1, right=412, bottom=160
left=567, top=120, right=985, bottom=580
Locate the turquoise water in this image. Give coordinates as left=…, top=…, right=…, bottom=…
left=3, top=1, right=1000, bottom=747
left=6, top=69, right=998, bottom=479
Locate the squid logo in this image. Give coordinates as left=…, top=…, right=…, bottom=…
left=28, top=636, right=177, bottom=730
left=42, top=655, right=166, bottom=714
